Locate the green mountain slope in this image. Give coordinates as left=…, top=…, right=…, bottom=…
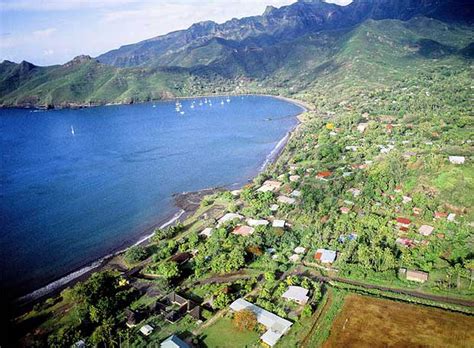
left=0, top=14, right=472, bottom=108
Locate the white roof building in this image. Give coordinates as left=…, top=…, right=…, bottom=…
left=282, top=286, right=309, bottom=304
left=314, top=249, right=337, bottom=264
left=289, top=254, right=300, bottom=262
left=140, top=324, right=154, bottom=336
left=247, top=218, right=270, bottom=227
left=289, top=175, right=301, bottom=182
left=419, top=225, right=434, bottom=236
left=272, top=220, right=286, bottom=228
left=230, top=299, right=292, bottom=347
left=277, top=196, right=296, bottom=205
left=294, top=247, right=306, bottom=254
left=449, top=156, right=465, bottom=164
left=217, top=213, right=243, bottom=227
left=160, top=335, right=190, bottom=348
left=257, top=180, right=282, bottom=193
left=290, top=190, right=301, bottom=198
left=270, top=204, right=279, bottom=212
left=199, top=228, right=213, bottom=238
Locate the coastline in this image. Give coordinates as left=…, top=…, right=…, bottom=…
left=12, top=94, right=309, bottom=312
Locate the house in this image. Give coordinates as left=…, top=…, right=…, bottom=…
left=277, top=196, right=296, bottom=205
left=272, top=220, right=286, bottom=228
left=160, top=335, right=190, bottom=348
left=270, top=204, right=279, bottom=212
left=345, top=146, right=358, bottom=152
left=357, top=123, right=369, bottom=133
left=419, top=225, right=434, bottom=236
left=447, top=213, right=456, bottom=222
left=289, top=175, right=300, bottom=182
left=351, top=164, right=367, bottom=170
left=289, top=254, right=300, bottom=262
left=257, top=180, right=282, bottom=193
left=434, top=212, right=448, bottom=220
left=156, top=292, right=201, bottom=323
left=282, top=286, right=309, bottom=305
left=247, top=218, right=269, bottom=227
left=200, top=227, right=213, bottom=238
left=340, top=207, right=350, bottom=214
left=413, top=207, right=422, bottom=216
left=449, top=156, right=465, bottom=165
left=230, top=298, right=293, bottom=347
left=290, top=190, right=302, bottom=198
left=125, top=309, right=142, bottom=328
left=314, top=249, right=336, bottom=264
left=170, top=252, right=192, bottom=265
left=396, top=217, right=411, bottom=228
left=294, top=247, right=306, bottom=254
left=232, top=225, right=255, bottom=236
left=396, top=238, right=415, bottom=248
left=140, top=324, right=154, bottom=336
left=316, top=171, right=332, bottom=180
left=386, top=124, right=394, bottom=133
left=406, top=270, right=429, bottom=283
left=402, top=196, right=412, bottom=204
left=217, top=213, right=243, bottom=227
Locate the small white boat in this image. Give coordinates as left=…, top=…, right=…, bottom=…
left=71, top=125, right=75, bottom=136
left=180, top=111, right=185, bottom=115
left=190, top=104, right=195, bottom=109
left=221, top=100, right=225, bottom=105
left=226, top=97, right=231, bottom=103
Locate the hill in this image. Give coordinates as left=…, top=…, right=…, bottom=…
left=0, top=0, right=472, bottom=109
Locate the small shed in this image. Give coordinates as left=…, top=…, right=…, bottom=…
left=232, top=225, right=255, bottom=236
left=449, top=156, right=465, bottom=164
left=277, top=196, right=296, bottom=205
left=199, top=227, right=213, bottom=238
left=272, top=220, right=286, bottom=228
left=140, top=324, right=154, bottom=336
left=247, top=218, right=270, bottom=227
left=406, top=270, right=429, bottom=283
left=419, top=225, right=434, bottom=236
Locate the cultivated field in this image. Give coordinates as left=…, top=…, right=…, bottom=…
left=323, top=294, right=474, bottom=348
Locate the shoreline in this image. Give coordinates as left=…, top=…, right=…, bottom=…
left=11, top=94, right=309, bottom=312
left=1, top=92, right=312, bottom=112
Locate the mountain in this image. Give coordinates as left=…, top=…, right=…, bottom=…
left=96, top=0, right=473, bottom=68
left=0, top=0, right=472, bottom=108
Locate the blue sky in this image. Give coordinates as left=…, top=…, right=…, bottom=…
left=0, top=0, right=352, bottom=66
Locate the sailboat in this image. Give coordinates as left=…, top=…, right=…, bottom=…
left=71, top=125, right=75, bottom=136
left=226, top=97, right=231, bottom=103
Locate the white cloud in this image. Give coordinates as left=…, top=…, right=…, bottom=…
left=33, top=27, right=57, bottom=38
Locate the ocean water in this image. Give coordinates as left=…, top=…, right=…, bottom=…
left=0, top=95, right=302, bottom=299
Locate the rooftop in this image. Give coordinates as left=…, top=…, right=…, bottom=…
left=282, top=286, right=309, bottom=304
left=314, top=248, right=336, bottom=263
left=230, top=299, right=292, bottom=347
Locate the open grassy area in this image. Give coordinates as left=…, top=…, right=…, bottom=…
left=200, top=316, right=260, bottom=348
left=323, top=294, right=474, bottom=348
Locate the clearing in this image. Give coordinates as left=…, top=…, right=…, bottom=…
left=323, top=294, right=474, bottom=348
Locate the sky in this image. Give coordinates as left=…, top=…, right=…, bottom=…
left=0, top=0, right=352, bottom=66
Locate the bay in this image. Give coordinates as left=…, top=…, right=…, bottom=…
left=0, top=95, right=302, bottom=298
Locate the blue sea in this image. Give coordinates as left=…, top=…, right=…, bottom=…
left=0, top=95, right=302, bottom=299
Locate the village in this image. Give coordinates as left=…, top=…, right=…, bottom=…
left=50, top=111, right=472, bottom=348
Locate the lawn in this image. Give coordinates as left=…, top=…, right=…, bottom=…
left=200, top=316, right=260, bottom=348
left=323, top=294, right=474, bottom=348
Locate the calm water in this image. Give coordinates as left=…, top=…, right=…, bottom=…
left=0, top=96, right=301, bottom=298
